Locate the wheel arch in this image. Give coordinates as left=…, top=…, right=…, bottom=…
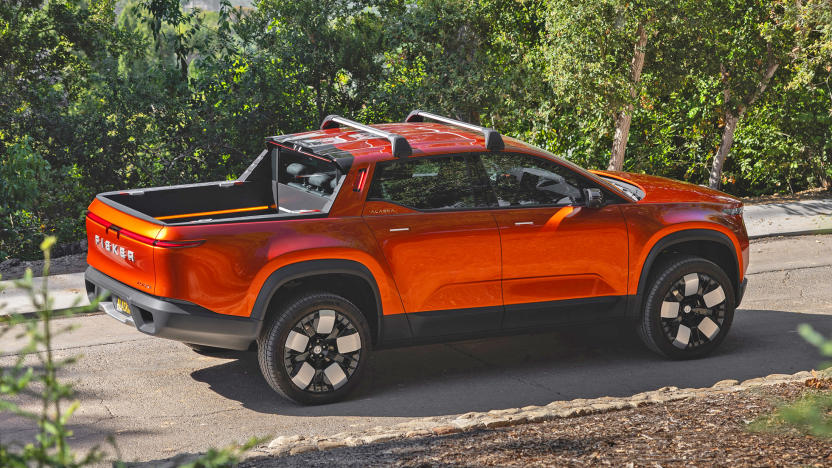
left=250, top=259, right=384, bottom=344
left=627, top=229, right=741, bottom=319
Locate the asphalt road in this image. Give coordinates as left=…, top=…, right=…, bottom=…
left=1, top=234, right=831, bottom=464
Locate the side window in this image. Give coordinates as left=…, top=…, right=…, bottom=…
left=367, top=155, right=481, bottom=210
left=479, top=153, right=588, bottom=207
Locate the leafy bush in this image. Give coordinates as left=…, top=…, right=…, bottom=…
left=751, top=325, right=832, bottom=438
left=0, top=236, right=260, bottom=466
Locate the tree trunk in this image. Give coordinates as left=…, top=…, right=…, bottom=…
left=608, top=22, right=648, bottom=171
left=709, top=60, right=779, bottom=189
left=709, top=112, right=739, bottom=189
left=609, top=107, right=633, bottom=171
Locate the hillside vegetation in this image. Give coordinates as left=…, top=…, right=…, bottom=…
left=1, top=0, right=831, bottom=259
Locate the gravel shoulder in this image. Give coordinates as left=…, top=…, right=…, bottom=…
left=246, top=381, right=832, bottom=467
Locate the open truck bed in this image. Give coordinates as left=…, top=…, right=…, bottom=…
left=96, top=148, right=345, bottom=225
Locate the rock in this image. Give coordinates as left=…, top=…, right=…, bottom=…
left=764, top=373, right=792, bottom=381
left=343, top=437, right=363, bottom=447
left=452, top=418, right=484, bottom=430
left=590, top=403, right=617, bottom=412
left=317, top=440, right=348, bottom=451
left=713, top=379, right=739, bottom=388
left=483, top=417, right=514, bottom=429
left=527, top=411, right=554, bottom=423
left=740, top=377, right=766, bottom=387
left=432, top=425, right=462, bottom=436
left=289, top=444, right=317, bottom=455
left=792, top=371, right=813, bottom=379
left=362, top=433, right=397, bottom=445
left=268, top=435, right=303, bottom=448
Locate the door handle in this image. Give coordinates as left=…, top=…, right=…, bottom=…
left=389, top=227, right=410, bottom=232
left=514, top=221, right=534, bottom=226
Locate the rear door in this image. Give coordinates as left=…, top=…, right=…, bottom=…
left=476, top=152, right=630, bottom=328
left=362, top=154, right=503, bottom=338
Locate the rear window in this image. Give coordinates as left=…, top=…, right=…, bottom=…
left=277, top=150, right=343, bottom=199
left=367, top=155, right=483, bottom=210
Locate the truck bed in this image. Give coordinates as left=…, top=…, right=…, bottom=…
left=99, top=180, right=330, bottom=225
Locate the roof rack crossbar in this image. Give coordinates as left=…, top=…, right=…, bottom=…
left=405, top=110, right=504, bottom=151
left=321, top=114, right=412, bottom=158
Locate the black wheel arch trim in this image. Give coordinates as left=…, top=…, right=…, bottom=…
left=627, top=229, right=742, bottom=319
left=250, top=259, right=390, bottom=343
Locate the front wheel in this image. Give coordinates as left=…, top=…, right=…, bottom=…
left=257, top=292, right=371, bottom=405
left=638, top=255, right=735, bottom=359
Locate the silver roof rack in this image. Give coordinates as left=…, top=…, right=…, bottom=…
left=321, top=114, right=412, bottom=158
left=405, top=110, right=504, bottom=151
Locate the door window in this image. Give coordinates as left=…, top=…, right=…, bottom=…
left=367, top=155, right=484, bottom=210
left=479, top=153, right=588, bottom=207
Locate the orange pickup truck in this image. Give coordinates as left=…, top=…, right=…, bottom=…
left=85, top=111, right=749, bottom=404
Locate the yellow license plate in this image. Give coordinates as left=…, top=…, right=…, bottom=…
left=115, top=298, right=131, bottom=315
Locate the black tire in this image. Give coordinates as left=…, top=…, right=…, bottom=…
left=257, top=291, right=371, bottom=405
left=185, top=343, right=230, bottom=354
left=638, top=255, right=735, bottom=359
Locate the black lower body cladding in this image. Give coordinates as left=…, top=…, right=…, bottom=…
left=85, top=267, right=260, bottom=350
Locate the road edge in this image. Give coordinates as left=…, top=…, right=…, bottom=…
left=250, top=369, right=826, bottom=459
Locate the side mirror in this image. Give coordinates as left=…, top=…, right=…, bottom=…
left=583, top=188, right=603, bottom=208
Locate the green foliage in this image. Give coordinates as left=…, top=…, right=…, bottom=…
left=0, top=239, right=264, bottom=465
left=0, top=236, right=104, bottom=466
left=750, top=325, right=832, bottom=438
left=0, top=0, right=830, bottom=259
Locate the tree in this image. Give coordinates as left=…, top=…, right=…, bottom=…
left=253, top=0, right=386, bottom=123
left=689, top=0, right=794, bottom=189
left=542, top=0, right=669, bottom=171
left=380, top=0, right=532, bottom=124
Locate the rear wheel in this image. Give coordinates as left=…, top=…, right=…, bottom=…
left=257, top=292, right=370, bottom=405
left=638, top=255, right=735, bottom=359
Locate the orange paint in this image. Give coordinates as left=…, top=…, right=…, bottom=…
left=156, top=205, right=276, bottom=221
left=86, top=121, right=748, bottom=322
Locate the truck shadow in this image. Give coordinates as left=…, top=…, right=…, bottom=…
left=190, top=309, right=832, bottom=418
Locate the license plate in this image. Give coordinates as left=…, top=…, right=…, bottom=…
left=115, top=297, right=131, bottom=315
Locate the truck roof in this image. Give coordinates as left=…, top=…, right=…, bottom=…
left=266, top=121, right=545, bottom=165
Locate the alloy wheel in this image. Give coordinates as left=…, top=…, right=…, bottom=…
left=659, top=272, right=727, bottom=350
left=282, top=308, right=362, bottom=393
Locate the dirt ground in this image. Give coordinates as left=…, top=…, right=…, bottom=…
left=0, top=252, right=88, bottom=281
left=741, top=187, right=832, bottom=205
left=249, top=382, right=832, bottom=467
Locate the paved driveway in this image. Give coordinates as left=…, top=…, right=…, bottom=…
left=1, top=234, right=831, bottom=463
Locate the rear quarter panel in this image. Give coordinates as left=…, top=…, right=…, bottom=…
left=153, top=217, right=405, bottom=318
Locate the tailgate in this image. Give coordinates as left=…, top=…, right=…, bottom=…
left=86, top=198, right=162, bottom=295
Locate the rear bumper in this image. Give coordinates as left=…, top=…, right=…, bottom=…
left=84, top=267, right=259, bottom=350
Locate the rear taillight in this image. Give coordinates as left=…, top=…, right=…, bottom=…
left=86, top=211, right=112, bottom=229
left=86, top=212, right=203, bottom=248
left=152, top=239, right=205, bottom=248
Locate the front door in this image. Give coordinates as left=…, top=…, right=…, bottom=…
left=362, top=154, right=503, bottom=338
left=477, top=152, right=630, bottom=328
